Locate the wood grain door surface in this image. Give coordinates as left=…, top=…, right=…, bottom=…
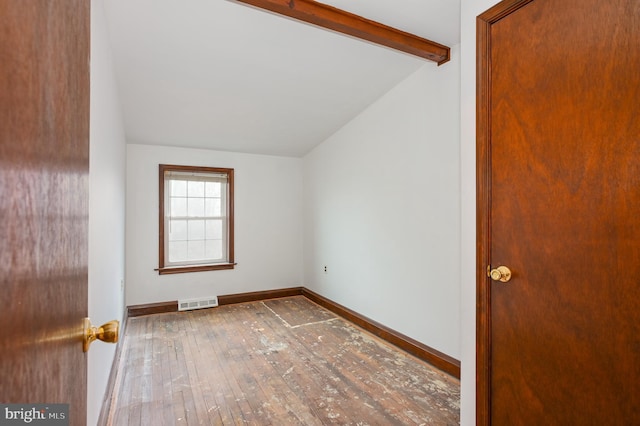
left=0, top=2, right=90, bottom=425
left=478, top=0, right=640, bottom=424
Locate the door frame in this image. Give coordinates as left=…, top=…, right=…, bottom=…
left=476, top=1, right=534, bottom=424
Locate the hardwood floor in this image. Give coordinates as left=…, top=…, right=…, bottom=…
left=107, top=296, right=460, bottom=425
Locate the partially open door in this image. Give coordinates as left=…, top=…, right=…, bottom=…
left=0, top=2, right=90, bottom=425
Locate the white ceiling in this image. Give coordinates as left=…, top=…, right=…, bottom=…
left=104, top=0, right=460, bottom=157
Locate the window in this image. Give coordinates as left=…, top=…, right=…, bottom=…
left=158, top=164, right=234, bottom=274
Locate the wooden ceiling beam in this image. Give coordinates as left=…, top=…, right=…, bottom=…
left=232, top=0, right=450, bottom=65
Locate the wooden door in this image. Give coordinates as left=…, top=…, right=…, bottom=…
left=477, top=0, right=640, bottom=424
left=0, top=2, right=90, bottom=425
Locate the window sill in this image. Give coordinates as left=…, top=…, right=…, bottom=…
left=157, top=263, right=236, bottom=275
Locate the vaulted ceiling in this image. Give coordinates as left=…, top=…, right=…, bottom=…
left=104, top=0, right=460, bottom=157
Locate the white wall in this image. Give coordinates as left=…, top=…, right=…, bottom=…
left=88, top=0, right=127, bottom=424
left=303, top=47, right=461, bottom=360
left=460, top=0, right=497, bottom=424
left=126, top=144, right=304, bottom=305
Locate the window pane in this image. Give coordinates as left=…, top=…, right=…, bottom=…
left=171, top=180, right=187, bottom=196
left=205, top=181, right=221, bottom=197
left=170, top=197, right=187, bottom=217
left=168, top=241, right=188, bottom=262
left=188, top=198, right=205, bottom=217
left=205, top=239, right=223, bottom=260
left=205, top=220, right=222, bottom=239
left=188, top=240, right=206, bottom=260
left=188, top=181, right=205, bottom=197
left=205, top=198, right=221, bottom=217
left=168, top=220, right=187, bottom=241
left=188, top=220, right=205, bottom=240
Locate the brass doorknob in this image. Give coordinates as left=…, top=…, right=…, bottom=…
left=489, top=266, right=512, bottom=282
left=83, top=318, right=119, bottom=352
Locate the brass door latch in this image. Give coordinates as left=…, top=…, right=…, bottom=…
left=83, top=318, right=119, bottom=352
left=488, top=265, right=512, bottom=282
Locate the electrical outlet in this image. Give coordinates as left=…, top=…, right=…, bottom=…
left=324, top=265, right=327, bottom=273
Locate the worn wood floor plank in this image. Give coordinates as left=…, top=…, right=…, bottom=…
left=184, top=314, right=225, bottom=425
left=204, top=310, right=259, bottom=424
left=200, top=312, right=240, bottom=425
left=158, top=317, right=177, bottom=426
left=231, top=302, right=325, bottom=425
left=117, top=317, right=141, bottom=426
left=110, top=296, right=459, bottom=425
